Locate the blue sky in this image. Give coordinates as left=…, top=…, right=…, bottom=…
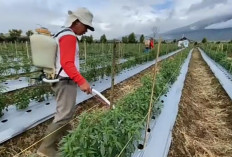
left=0, top=0, right=231, bottom=39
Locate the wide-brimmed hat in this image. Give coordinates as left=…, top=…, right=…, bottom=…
left=64, top=7, right=94, bottom=31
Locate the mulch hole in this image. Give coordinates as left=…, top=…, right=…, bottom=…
left=1, top=119, right=8, bottom=123
left=138, top=144, right=144, bottom=150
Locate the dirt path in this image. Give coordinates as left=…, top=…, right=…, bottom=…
left=169, top=49, right=232, bottom=157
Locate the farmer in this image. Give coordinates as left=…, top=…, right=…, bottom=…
left=144, top=39, right=150, bottom=53
left=150, top=38, right=154, bottom=49
left=37, top=7, right=94, bottom=157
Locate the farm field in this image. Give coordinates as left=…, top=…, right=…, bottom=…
left=1, top=1, right=232, bottom=156
left=0, top=47, right=181, bottom=157
left=1, top=43, right=232, bottom=157
left=169, top=49, right=232, bottom=157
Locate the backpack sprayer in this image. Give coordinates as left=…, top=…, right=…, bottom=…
left=30, top=28, right=114, bottom=109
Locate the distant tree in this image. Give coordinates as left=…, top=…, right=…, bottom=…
left=128, top=32, right=136, bottom=43
left=202, top=37, right=207, bottom=43
left=172, top=39, right=176, bottom=43
left=9, top=29, right=22, bottom=38
left=162, top=40, right=166, bottom=44
left=80, top=35, right=93, bottom=43
left=152, top=26, right=159, bottom=39
left=100, top=34, right=107, bottom=43
left=229, top=40, right=232, bottom=43
left=194, top=42, right=198, bottom=46
left=0, top=33, right=5, bottom=42
left=216, top=41, right=221, bottom=44
left=26, top=30, right=33, bottom=37
left=88, top=35, right=93, bottom=44
left=139, top=34, right=144, bottom=43
left=122, top=36, right=128, bottom=43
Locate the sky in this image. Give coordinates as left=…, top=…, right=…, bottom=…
left=0, top=0, right=231, bottom=39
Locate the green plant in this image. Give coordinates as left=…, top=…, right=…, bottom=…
left=59, top=48, right=189, bottom=157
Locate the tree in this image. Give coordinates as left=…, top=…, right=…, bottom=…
left=100, top=34, right=107, bottom=43
left=122, top=36, right=128, bottom=43
left=139, top=34, right=144, bottom=43
left=202, top=37, right=207, bottom=43
left=172, top=39, right=176, bottom=43
left=0, top=33, right=5, bottom=42
left=80, top=35, right=93, bottom=43
left=152, top=26, right=159, bottom=39
left=9, top=29, right=22, bottom=38
left=26, top=30, right=33, bottom=37
left=128, top=32, right=136, bottom=43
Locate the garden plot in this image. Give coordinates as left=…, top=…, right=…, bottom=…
left=0, top=48, right=184, bottom=145
left=169, top=49, right=232, bottom=157
left=0, top=48, right=188, bottom=157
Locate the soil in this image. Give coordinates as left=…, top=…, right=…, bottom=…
left=168, top=49, right=232, bottom=157
left=0, top=55, right=166, bottom=157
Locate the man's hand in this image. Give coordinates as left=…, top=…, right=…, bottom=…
left=79, top=81, right=92, bottom=94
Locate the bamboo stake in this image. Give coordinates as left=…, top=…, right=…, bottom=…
left=26, top=41, right=29, bottom=59
left=143, top=38, right=161, bottom=148
left=14, top=41, right=18, bottom=56
left=110, top=41, right=117, bottom=107
left=84, top=39, right=87, bottom=64
left=11, top=41, right=13, bottom=50
left=3, top=41, right=7, bottom=49
left=118, top=42, right=121, bottom=58
left=101, top=41, right=104, bottom=54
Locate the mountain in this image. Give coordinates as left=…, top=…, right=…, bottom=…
left=160, top=14, right=232, bottom=41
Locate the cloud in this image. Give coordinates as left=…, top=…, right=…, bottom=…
left=188, top=0, right=228, bottom=12
left=0, top=0, right=231, bottom=39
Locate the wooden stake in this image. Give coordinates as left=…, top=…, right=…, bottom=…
left=3, top=41, right=7, bottom=49
left=110, top=41, right=117, bottom=107
left=26, top=41, right=29, bottom=59
left=84, top=39, right=87, bottom=64
left=14, top=41, right=18, bottom=56
left=143, top=38, right=162, bottom=147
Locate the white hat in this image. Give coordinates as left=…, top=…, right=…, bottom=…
left=64, top=7, right=94, bottom=31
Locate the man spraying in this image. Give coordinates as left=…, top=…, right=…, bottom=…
left=37, top=7, right=94, bottom=157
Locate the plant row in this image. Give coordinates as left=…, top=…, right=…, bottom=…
left=0, top=44, right=179, bottom=117
left=200, top=43, right=232, bottom=74
left=59, top=48, right=190, bottom=157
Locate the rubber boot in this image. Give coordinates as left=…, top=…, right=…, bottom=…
left=37, top=123, right=71, bottom=157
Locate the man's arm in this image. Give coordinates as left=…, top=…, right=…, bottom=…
left=59, top=35, right=92, bottom=94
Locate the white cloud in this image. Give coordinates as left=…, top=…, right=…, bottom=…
left=0, top=0, right=231, bottom=39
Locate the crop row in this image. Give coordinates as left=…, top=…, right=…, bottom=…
left=59, top=48, right=190, bottom=157
left=200, top=43, right=232, bottom=74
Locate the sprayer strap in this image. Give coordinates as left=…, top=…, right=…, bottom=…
left=55, top=67, right=63, bottom=79
left=54, top=28, right=72, bottom=38
left=54, top=28, right=72, bottom=79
